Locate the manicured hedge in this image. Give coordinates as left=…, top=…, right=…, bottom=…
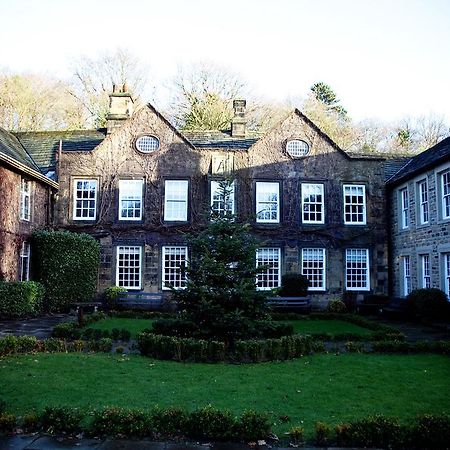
left=32, top=230, right=100, bottom=312
left=137, top=332, right=317, bottom=362
left=0, top=335, right=112, bottom=356
left=0, top=405, right=271, bottom=442
left=0, top=281, right=44, bottom=318
left=1, top=406, right=449, bottom=447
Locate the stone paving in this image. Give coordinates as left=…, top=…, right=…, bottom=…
left=0, top=314, right=74, bottom=339
left=0, top=436, right=339, bottom=450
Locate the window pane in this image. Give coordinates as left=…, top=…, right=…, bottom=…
left=343, top=185, right=366, bottom=224
left=164, top=180, right=188, bottom=221
left=346, top=248, right=369, bottom=290
left=256, top=182, right=279, bottom=223
left=119, top=180, right=143, bottom=220
left=162, top=246, right=187, bottom=289
left=302, top=248, right=325, bottom=290
left=256, top=248, right=281, bottom=290
left=73, top=179, right=97, bottom=220
left=116, top=246, right=141, bottom=289
left=302, top=184, right=324, bottom=223
left=211, top=180, right=235, bottom=217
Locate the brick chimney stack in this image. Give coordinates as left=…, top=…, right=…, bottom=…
left=231, top=99, right=246, bottom=138
left=106, top=83, right=134, bottom=134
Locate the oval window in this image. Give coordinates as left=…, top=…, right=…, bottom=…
left=286, top=139, right=310, bottom=158
left=135, top=135, right=160, bottom=153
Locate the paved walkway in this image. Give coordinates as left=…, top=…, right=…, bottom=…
left=376, top=317, right=450, bottom=342
left=0, top=314, right=74, bottom=339
left=0, top=436, right=337, bottom=450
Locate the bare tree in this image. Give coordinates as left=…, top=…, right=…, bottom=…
left=0, top=70, right=84, bottom=131
left=169, top=62, right=248, bottom=130
left=70, top=48, right=150, bottom=127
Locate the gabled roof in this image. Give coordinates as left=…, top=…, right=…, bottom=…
left=387, top=137, right=450, bottom=185
left=0, top=127, right=39, bottom=171
left=14, top=129, right=107, bottom=173
left=0, top=127, right=58, bottom=188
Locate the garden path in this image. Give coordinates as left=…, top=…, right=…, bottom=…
left=0, top=314, right=73, bottom=339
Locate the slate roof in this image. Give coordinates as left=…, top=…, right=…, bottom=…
left=0, top=127, right=40, bottom=171
left=14, top=129, right=107, bottom=173
left=387, top=137, right=450, bottom=185
left=384, top=156, right=412, bottom=181
left=183, top=130, right=259, bottom=149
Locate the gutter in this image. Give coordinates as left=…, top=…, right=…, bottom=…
left=0, top=151, right=59, bottom=189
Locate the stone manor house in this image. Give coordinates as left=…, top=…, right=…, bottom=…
left=1, top=85, right=449, bottom=307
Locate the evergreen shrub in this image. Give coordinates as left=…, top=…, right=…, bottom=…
left=32, top=230, right=100, bottom=312
left=0, top=281, right=44, bottom=318
left=406, top=288, right=450, bottom=321
left=279, top=273, right=309, bottom=297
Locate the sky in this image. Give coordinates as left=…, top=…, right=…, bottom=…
left=1, top=0, right=449, bottom=124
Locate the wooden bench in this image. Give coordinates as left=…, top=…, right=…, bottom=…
left=116, top=292, right=164, bottom=310
left=267, top=297, right=311, bottom=313
left=71, top=302, right=102, bottom=325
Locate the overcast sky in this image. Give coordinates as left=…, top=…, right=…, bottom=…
left=1, top=0, right=449, bottom=123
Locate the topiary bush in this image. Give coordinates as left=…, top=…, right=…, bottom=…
left=406, top=288, right=450, bottom=322
left=327, top=298, right=347, bottom=313
left=103, top=286, right=127, bottom=309
left=279, top=273, right=309, bottom=297
left=32, top=230, right=100, bottom=312
left=0, top=281, right=44, bottom=319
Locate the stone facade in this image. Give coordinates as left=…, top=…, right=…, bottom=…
left=389, top=158, right=450, bottom=297
left=0, top=165, right=55, bottom=280
left=54, top=102, right=388, bottom=307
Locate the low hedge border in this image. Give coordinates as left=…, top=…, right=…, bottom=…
left=52, top=322, right=131, bottom=342
left=1, top=407, right=448, bottom=448
left=0, top=281, right=45, bottom=319
left=137, top=332, right=322, bottom=362
left=108, top=310, right=175, bottom=319
left=0, top=335, right=113, bottom=356
left=0, top=405, right=271, bottom=442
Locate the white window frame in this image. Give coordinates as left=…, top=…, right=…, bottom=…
left=343, top=184, right=366, bottom=225
left=400, top=187, right=409, bottom=229
left=286, top=139, right=309, bottom=158
left=19, top=241, right=31, bottom=281
left=119, top=179, right=143, bottom=221
left=20, top=178, right=31, bottom=221
left=301, top=183, right=324, bottom=224
left=441, top=170, right=450, bottom=220
left=345, top=248, right=370, bottom=291
left=418, top=180, right=429, bottom=225
left=211, top=180, right=235, bottom=217
left=402, top=255, right=412, bottom=297
left=302, top=248, right=326, bottom=291
left=420, top=254, right=431, bottom=289
left=73, top=179, right=98, bottom=221
left=256, top=248, right=281, bottom=290
left=164, top=180, right=188, bottom=222
left=116, top=246, right=142, bottom=290
left=162, top=246, right=188, bottom=290
left=443, top=253, right=450, bottom=298
left=256, top=182, right=280, bottom=223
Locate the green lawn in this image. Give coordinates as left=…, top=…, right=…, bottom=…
left=1, top=353, right=448, bottom=436
left=85, top=317, right=373, bottom=339
left=283, top=319, right=373, bottom=336
left=86, top=318, right=154, bottom=337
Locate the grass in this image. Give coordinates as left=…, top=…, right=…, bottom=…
left=85, top=317, right=374, bottom=339
left=86, top=318, right=154, bottom=338
left=1, top=352, right=449, bottom=437
left=283, top=319, right=373, bottom=337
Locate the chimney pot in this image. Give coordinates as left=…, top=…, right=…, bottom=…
left=231, top=99, right=247, bottom=137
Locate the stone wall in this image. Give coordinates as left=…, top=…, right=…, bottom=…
left=0, top=165, right=52, bottom=280
left=389, top=160, right=450, bottom=297
left=56, top=107, right=388, bottom=306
